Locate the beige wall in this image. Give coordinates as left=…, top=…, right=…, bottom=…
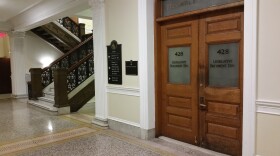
left=105, top=0, right=139, bottom=87
left=257, top=0, right=280, bottom=101
left=108, top=93, right=140, bottom=124
left=256, top=113, right=280, bottom=156
left=105, top=0, right=140, bottom=124
left=256, top=1, right=280, bottom=155
left=0, top=36, right=10, bottom=58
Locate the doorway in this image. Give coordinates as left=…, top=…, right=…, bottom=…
left=155, top=2, right=243, bottom=156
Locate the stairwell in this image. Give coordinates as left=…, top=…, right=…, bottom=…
left=28, top=17, right=94, bottom=114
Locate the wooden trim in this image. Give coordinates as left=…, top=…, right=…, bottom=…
left=69, top=80, right=95, bottom=112
left=42, top=35, right=93, bottom=72
left=53, top=68, right=68, bottom=108
left=67, top=53, right=93, bottom=72
left=154, top=0, right=161, bottom=137
left=156, top=1, right=244, bottom=22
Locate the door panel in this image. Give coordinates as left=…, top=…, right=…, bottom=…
left=0, top=58, right=12, bottom=94
left=199, top=11, right=243, bottom=156
left=161, top=21, right=199, bottom=144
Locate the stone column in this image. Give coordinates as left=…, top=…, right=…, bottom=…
left=9, top=31, right=28, bottom=98
left=90, top=0, right=108, bottom=127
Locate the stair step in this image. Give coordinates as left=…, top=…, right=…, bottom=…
left=44, top=92, right=55, bottom=99
left=38, top=97, right=55, bottom=104
left=28, top=100, right=58, bottom=112
left=50, top=87, right=55, bottom=92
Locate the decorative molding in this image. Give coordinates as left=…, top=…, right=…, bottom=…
left=92, top=115, right=108, bottom=127
left=10, top=0, right=90, bottom=31
left=108, top=116, right=140, bottom=128
left=106, top=86, right=140, bottom=97
left=89, top=0, right=104, bottom=6
left=256, top=100, right=280, bottom=116
left=138, top=0, right=156, bottom=130
left=0, top=22, right=12, bottom=31
left=242, top=0, right=258, bottom=156
left=9, top=31, right=26, bottom=38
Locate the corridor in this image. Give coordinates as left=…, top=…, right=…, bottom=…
left=0, top=98, right=226, bottom=156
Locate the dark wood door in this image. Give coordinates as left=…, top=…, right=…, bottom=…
left=0, top=58, right=12, bottom=94
left=160, top=20, right=199, bottom=144
left=199, top=10, right=243, bottom=156
left=157, top=7, right=243, bottom=156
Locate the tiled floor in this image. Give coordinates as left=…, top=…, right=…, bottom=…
left=0, top=98, right=227, bottom=156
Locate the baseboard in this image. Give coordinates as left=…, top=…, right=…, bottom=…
left=0, top=94, right=11, bottom=99
left=108, top=117, right=155, bottom=140
left=256, top=100, right=280, bottom=116
left=12, top=94, right=28, bottom=99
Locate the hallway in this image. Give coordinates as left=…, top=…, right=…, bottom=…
left=0, top=99, right=226, bottom=156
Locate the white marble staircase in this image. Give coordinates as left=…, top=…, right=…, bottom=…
left=28, top=84, right=58, bottom=112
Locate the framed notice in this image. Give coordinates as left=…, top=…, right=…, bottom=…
left=107, top=40, right=122, bottom=85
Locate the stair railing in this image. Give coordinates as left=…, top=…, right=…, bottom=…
left=58, top=17, right=85, bottom=39
left=53, top=53, right=94, bottom=108
left=29, top=35, right=93, bottom=99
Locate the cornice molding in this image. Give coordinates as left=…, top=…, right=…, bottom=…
left=0, top=22, right=12, bottom=32
left=89, top=0, right=105, bottom=6
left=9, top=0, right=90, bottom=31
left=9, top=31, right=26, bottom=38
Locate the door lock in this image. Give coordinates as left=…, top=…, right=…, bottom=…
left=199, top=97, right=207, bottom=110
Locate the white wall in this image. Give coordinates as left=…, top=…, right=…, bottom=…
left=23, top=31, right=62, bottom=73
left=256, top=0, right=280, bottom=155
left=105, top=0, right=140, bottom=124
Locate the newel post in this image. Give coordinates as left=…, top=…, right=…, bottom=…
left=53, top=68, right=68, bottom=108
left=79, top=23, right=85, bottom=39
left=29, top=68, right=43, bottom=99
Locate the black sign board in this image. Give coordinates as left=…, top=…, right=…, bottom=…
left=125, top=60, right=138, bottom=75
left=107, top=40, right=122, bottom=84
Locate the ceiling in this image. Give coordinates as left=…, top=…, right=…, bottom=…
left=0, top=0, right=91, bottom=31
left=0, top=0, right=44, bottom=22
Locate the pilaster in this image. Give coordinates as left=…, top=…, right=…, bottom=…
left=138, top=0, right=155, bottom=136
left=9, top=31, right=28, bottom=98
left=90, top=0, right=108, bottom=127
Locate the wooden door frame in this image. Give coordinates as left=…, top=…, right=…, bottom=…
left=150, top=0, right=257, bottom=155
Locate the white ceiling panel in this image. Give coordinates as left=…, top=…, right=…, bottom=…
left=0, top=0, right=44, bottom=22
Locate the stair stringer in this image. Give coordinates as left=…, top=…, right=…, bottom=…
left=68, top=75, right=95, bottom=112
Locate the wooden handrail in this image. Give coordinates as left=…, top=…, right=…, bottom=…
left=42, top=35, right=93, bottom=72
left=64, top=17, right=79, bottom=28
left=67, top=53, right=93, bottom=73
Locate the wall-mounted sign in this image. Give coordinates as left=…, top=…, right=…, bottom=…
left=168, top=47, right=190, bottom=84
left=107, top=40, right=122, bottom=85
left=125, top=60, right=138, bottom=75
left=208, top=42, right=239, bottom=87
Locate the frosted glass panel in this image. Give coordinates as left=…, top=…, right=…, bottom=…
left=162, top=0, right=242, bottom=16
left=169, top=47, right=190, bottom=84
left=209, top=43, right=239, bottom=87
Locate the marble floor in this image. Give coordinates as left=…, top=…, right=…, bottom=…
left=0, top=98, right=227, bottom=156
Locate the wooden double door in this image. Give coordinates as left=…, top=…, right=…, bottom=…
left=157, top=8, right=243, bottom=156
